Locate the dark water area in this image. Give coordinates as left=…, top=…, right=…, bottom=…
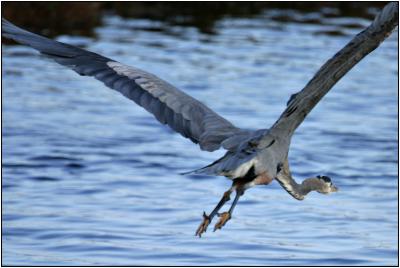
left=1, top=2, right=389, bottom=38
left=2, top=11, right=398, bottom=266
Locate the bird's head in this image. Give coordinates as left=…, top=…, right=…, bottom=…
left=315, top=175, right=338, bottom=194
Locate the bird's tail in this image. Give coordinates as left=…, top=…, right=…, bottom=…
left=180, top=153, right=228, bottom=176
left=179, top=166, right=215, bottom=176
left=179, top=169, right=208, bottom=176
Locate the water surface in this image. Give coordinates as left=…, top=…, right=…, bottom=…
left=2, top=13, right=398, bottom=266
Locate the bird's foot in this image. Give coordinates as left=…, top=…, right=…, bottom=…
left=214, top=212, right=231, bottom=232
left=195, top=211, right=210, bottom=238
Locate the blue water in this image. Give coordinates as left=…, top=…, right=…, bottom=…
left=2, top=13, right=398, bottom=266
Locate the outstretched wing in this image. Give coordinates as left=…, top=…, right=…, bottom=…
left=2, top=19, right=243, bottom=151
left=269, top=2, right=398, bottom=138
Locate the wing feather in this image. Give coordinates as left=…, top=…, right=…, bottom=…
left=270, top=2, right=398, bottom=137
left=2, top=19, right=244, bottom=151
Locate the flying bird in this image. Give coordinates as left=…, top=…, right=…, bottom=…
left=2, top=3, right=397, bottom=237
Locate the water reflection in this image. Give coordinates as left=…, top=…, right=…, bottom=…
left=2, top=2, right=386, bottom=38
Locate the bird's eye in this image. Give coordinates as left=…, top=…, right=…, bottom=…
left=320, top=176, right=331, bottom=183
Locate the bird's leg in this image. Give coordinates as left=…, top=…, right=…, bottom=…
left=195, top=188, right=233, bottom=237
left=214, top=187, right=244, bottom=232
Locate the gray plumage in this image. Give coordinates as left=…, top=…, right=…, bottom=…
left=2, top=19, right=243, bottom=152
left=2, top=2, right=398, bottom=237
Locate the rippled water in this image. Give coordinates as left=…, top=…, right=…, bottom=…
left=2, top=13, right=398, bottom=266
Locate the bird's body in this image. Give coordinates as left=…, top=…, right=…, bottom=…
left=193, top=129, right=287, bottom=184
left=2, top=2, right=397, bottom=237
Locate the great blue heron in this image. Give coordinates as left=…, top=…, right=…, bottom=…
left=2, top=3, right=397, bottom=237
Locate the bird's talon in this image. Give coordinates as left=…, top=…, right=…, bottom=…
left=214, top=212, right=231, bottom=232
left=195, top=211, right=211, bottom=237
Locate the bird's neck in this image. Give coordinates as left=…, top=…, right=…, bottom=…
left=276, top=176, right=323, bottom=200
left=299, top=178, right=324, bottom=195
left=276, top=176, right=306, bottom=200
